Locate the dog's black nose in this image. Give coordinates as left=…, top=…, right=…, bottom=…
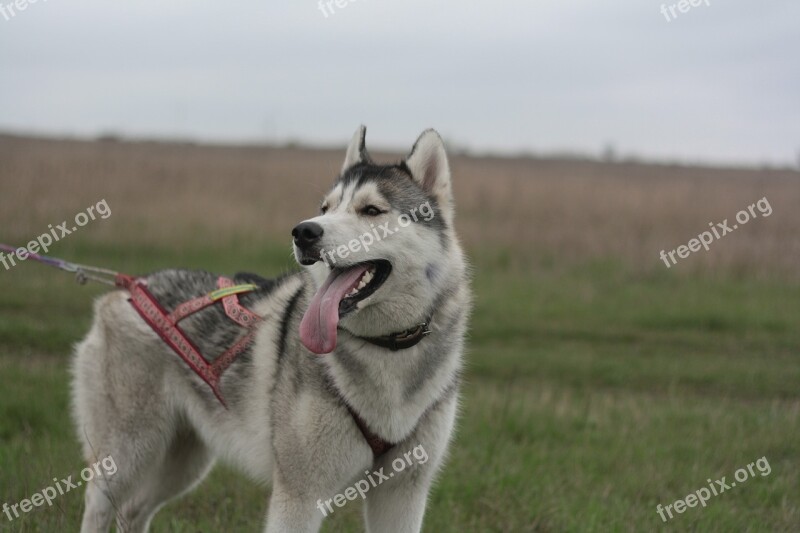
left=292, top=221, right=324, bottom=249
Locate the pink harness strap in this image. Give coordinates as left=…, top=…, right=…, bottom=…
left=168, top=293, right=215, bottom=323
left=122, top=275, right=261, bottom=407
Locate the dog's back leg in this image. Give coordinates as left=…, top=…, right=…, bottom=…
left=113, top=423, right=214, bottom=532
left=79, top=480, right=114, bottom=533
left=72, top=292, right=214, bottom=532
left=79, top=422, right=213, bottom=533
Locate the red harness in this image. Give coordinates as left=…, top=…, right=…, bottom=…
left=117, top=274, right=260, bottom=406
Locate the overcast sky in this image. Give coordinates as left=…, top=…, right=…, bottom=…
left=1, top=0, right=798, bottom=165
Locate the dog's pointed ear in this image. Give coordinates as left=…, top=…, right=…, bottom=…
left=404, top=129, right=453, bottom=220
left=341, top=125, right=372, bottom=173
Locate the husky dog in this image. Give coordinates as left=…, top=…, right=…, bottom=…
left=72, top=127, right=471, bottom=533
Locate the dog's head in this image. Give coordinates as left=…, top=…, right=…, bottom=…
left=293, top=126, right=458, bottom=354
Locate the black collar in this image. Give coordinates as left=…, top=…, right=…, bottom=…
left=346, top=320, right=432, bottom=351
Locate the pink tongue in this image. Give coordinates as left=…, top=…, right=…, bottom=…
left=300, top=265, right=369, bottom=354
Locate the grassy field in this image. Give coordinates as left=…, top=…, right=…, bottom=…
left=0, top=135, right=798, bottom=531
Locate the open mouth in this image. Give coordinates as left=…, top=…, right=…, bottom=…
left=299, top=260, right=392, bottom=354
left=338, top=260, right=392, bottom=315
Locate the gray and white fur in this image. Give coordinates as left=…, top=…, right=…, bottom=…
left=71, top=126, right=471, bottom=532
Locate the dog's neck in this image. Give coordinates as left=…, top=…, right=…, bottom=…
left=341, top=319, right=432, bottom=351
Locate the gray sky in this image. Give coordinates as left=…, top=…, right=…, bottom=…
left=1, top=0, right=798, bottom=165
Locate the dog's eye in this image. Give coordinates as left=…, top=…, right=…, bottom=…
left=361, top=205, right=384, bottom=217
left=320, top=204, right=329, bottom=215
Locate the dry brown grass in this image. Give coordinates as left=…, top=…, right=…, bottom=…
left=1, top=134, right=798, bottom=278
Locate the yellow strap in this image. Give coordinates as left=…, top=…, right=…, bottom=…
left=209, top=284, right=259, bottom=301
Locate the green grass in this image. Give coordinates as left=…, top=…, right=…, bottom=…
left=1, top=243, right=798, bottom=532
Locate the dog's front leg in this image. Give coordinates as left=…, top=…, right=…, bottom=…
left=264, top=474, right=325, bottom=533
left=264, top=394, right=374, bottom=533
left=363, top=469, right=433, bottom=533
left=364, top=394, right=458, bottom=533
